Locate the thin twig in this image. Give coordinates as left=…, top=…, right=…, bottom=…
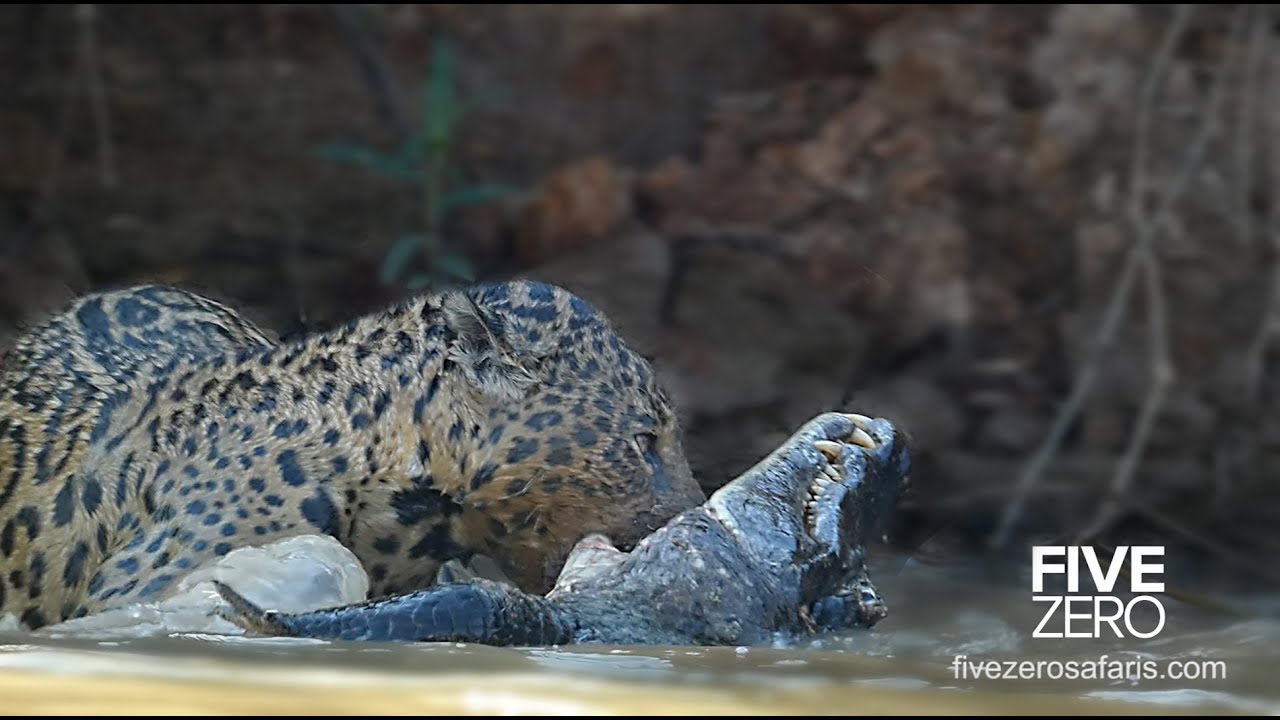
left=76, top=4, right=115, bottom=189
left=1075, top=255, right=1173, bottom=542
left=990, top=4, right=1196, bottom=548
left=1078, top=5, right=1245, bottom=542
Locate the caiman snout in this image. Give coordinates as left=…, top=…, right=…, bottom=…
left=806, top=413, right=909, bottom=551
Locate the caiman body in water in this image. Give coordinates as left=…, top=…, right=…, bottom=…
left=216, top=412, right=910, bottom=647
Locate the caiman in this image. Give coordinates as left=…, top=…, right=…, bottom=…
left=216, top=411, right=909, bottom=647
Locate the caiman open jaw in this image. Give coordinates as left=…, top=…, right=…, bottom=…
left=703, top=411, right=908, bottom=575
left=806, top=413, right=908, bottom=559
left=785, top=413, right=907, bottom=633
left=809, top=415, right=878, bottom=533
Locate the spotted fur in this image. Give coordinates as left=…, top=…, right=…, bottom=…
left=0, top=281, right=704, bottom=628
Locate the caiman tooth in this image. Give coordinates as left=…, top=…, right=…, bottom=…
left=848, top=427, right=877, bottom=450
left=840, top=413, right=880, bottom=449
left=842, top=413, right=875, bottom=431
left=814, top=440, right=843, bottom=460
left=806, top=471, right=833, bottom=532
left=822, top=464, right=841, bottom=481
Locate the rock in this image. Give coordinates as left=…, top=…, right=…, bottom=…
left=636, top=157, right=699, bottom=235
left=796, top=101, right=891, bottom=191
left=1030, top=4, right=1143, bottom=165
left=764, top=4, right=898, bottom=78
left=38, top=535, right=368, bottom=639
left=517, top=155, right=634, bottom=265
left=866, top=210, right=973, bottom=352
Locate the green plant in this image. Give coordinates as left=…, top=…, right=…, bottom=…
left=320, top=37, right=511, bottom=290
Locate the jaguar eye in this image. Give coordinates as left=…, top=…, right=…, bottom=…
left=631, top=432, right=658, bottom=459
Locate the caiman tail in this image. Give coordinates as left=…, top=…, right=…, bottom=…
left=213, top=579, right=578, bottom=646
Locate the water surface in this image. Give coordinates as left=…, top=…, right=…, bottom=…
left=3, top=554, right=1273, bottom=715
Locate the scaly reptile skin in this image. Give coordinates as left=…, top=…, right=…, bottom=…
left=217, top=412, right=909, bottom=647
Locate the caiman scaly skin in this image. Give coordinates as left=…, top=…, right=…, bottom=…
left=216, top=412, right=909, bottom=647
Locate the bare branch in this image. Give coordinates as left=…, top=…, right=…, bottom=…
left=1078, top=4, right=1245, bottom=542
left=1075, top=257, right=1172, bottom=542
left=990, top=4, right=1196, bottom=548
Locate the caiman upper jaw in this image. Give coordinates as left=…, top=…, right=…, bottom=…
left=807, top=414, right=878, bottom=530
left=804, top=413, right=908, bottom=564
left=705, top=411, right=907, bottom=543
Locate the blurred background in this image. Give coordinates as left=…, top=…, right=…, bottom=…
left=1, top=4, right=1277, bottom=593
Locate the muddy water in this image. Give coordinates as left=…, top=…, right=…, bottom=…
left=0, top=555, right=1274, bottom=715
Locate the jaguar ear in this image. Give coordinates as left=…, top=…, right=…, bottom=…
left=441, top=291, right=537, bottom=402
